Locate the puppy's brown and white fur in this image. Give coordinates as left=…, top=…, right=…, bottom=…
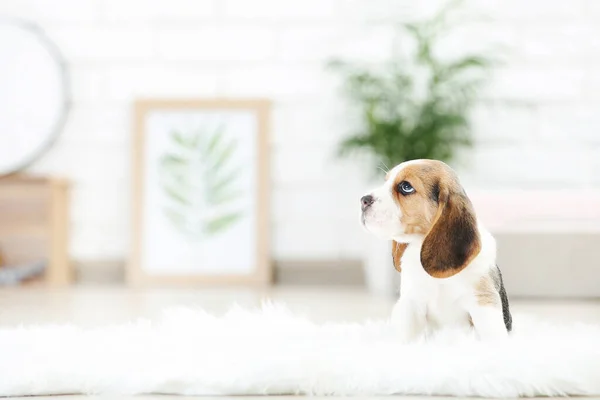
left=361, top=159, right=512, bottom=342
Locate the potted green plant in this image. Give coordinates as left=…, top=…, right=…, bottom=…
left=329, top=3, right=493, bottom=295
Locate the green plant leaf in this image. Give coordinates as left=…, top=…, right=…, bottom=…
left=162, top=183, right=190, bottom=206
left=205, top=125, right=225, bottom=154
left=208, top=190, right=243, bottom=206
left=205, top=167, right=242, bottom=205
left=170, top=130, right=189, bottom=147
left=163, top=207, right=187, bottom=231
left=204, top=212, right=244, bottom=235
left=209, top=138, right=238, bottom=174
left=160, top=153, right=186, bottom=168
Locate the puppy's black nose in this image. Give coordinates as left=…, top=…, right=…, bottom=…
left=361, top=195, right=374, bottom=211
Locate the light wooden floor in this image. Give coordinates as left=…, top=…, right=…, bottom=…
left=1, top=286, right=599, bottom=399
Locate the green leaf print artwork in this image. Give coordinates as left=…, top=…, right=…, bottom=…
left=158, top=125, right=245, bottom=238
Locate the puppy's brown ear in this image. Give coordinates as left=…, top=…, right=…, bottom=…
left=392, top=241, right=408, bottom=272
left=420, top=180, right=481, bottom=278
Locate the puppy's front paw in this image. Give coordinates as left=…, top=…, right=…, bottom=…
left=390, top=300, right=422, bottom=344
left=394, top=324, right=420, bottom=344
left=469, top=306, right=510, bottom=342
left=477, top=326, right=509, bottom=342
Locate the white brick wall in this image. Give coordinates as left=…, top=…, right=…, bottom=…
left=1, top=0, right=599, bottom=262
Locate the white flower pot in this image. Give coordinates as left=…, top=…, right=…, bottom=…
left=362, top=235, right=400, bottom=297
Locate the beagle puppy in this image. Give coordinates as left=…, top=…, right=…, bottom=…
left=360, top=159, right=512, bottom=342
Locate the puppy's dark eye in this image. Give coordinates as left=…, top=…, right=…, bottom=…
left=397, top=181, right=415, bottom=195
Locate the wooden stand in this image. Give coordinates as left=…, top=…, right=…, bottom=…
left=0, top=175, right=71, bottom=286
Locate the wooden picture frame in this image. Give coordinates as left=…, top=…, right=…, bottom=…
left=129, top=99, right=271, bottom=286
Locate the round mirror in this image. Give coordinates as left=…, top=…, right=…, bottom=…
left=0, top=19, right=69, bottom=175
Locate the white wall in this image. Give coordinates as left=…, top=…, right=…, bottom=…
left=1, top=0, right=599, bottom=263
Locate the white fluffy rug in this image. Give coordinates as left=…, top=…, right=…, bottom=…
left=1, top=304, right=599, bottom=398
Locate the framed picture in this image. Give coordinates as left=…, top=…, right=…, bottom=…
left=129, top=99, right=271, bottom=285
